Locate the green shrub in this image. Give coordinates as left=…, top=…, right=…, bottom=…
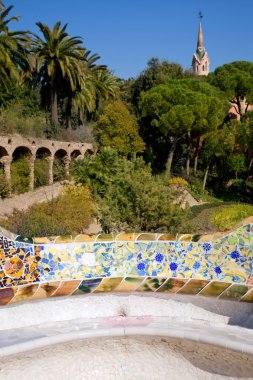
left=72, top=148, right=188, bottom=233
left=0, top=101, right=47, bottom=138
left=53, top=157, right=66, bottom=181
left=34, top=159, right=49, bottom=188
left=11, top=157, right=30, bottom=194
left=190, top=202, right=234, bottom=219
left=212, top=204, right=253, bottom=230
left=1, top=185, right=96, bottom=237
left=0, top=172, right=11, bottom=198
left=96, top=100, right=145, bottom=156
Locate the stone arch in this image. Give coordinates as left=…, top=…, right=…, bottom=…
left=53, top=149, right=69, bottom=182
left=71, top=149, right=82, bottom=159
left=0, top=146, right=9, bottom=159
left=12, top=146, right=32, bottom=160
left=11, top=146, right=33, bottom=193
left=69, top=149, right=83, bottom=173
left=35, top=147, right=52, bottom=188
left=84, top=148, right=94, bottom=158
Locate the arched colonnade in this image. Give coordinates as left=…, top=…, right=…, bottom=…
left=0, top=136, right=94, bottom=192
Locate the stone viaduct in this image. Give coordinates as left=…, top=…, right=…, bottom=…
left=0, top=135, right=94, bottom=191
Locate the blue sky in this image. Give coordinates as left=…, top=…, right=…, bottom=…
left=6, top=0, right=253, bottom=79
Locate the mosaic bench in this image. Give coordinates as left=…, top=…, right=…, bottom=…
left=0, top=219, right=252, bottom=306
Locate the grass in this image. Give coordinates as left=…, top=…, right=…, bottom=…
left=212, top=204, right=253, bottom=230
left=181, top=203, right=249, bottom=234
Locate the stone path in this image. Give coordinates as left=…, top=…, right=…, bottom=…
left=0, top=182, right=65, bottom=217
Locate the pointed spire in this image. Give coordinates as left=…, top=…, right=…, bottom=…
left=197, top=22, right=204, bottom=49
left=192, top=12, right=210, bottom=76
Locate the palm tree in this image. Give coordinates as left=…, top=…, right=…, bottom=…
left=73, top=66, right=119, bottom=125
left=71, top=51, right=106, bottom=126
left=32, top=21, right=85, bottom=125
left=0, top=3, right=30, bottom=89
left=64, top=49, right=102, bottom=129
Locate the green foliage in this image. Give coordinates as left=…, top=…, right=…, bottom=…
left=0, top=3, right=31, bottom=90
left=34, top=159, right=49, bottom=188
left=53, top=157, right=66, bottom=182
left=180, top=202, right=237, bottom=234
left=0, top=100, right=47, bottom=137
left=226, top=154, right=247, bottom=178
left=11, top=156, right=30, bottom=193
left=131, top=58, right=184, bottom=106
left=2, top=184, right=96, bottom=236
left=72, top=148, right=187, bottom=233
left=209, top=61, right=253, bottom=117
left=95, top=100, right=145, bottom=156
left=72, top=147, right=119, bottom=196
left=212, top=204, right=253, bottom=230
left=0, top=171, right=10, bottom=198
left=139, top=79, right=228, bottom=174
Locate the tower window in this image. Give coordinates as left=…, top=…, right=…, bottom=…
left=202, top=65, right=205, bottom=71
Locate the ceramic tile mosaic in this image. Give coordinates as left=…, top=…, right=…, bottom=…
left=198, top=281, right=231, bottom=297
left=73, top=278, right=102, bottom=295
left=0, top=219, right=252, bottom=305
left=136, top=277, right=167, bottom=292
left=114, top=277, right=145, bottom=292
left=156, top=278, right=188, bottom=293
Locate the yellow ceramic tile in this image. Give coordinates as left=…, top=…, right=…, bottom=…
left=158, top=234, right=177, bottom=241
left=52, top=280, right=81, bottom=297
left=54, top=236, right=73, bottom=243
left=240, top=287, right=253, bottom=302
left=114, top=277, right=145, bottom=292
left=74, top=235, right=97, bottom=242
left=94, top=277, right=123, bottom=292
left=115, top=233, right=134, bottom=241
left=10, top=284, right=39, bottom=303
left=136, top=234, right=157, bottom=241
left=157, top=278, right=188, bottom=293
left=178, top=279, right=209, bottom=295
left=96, top=234, right=114, bottom=241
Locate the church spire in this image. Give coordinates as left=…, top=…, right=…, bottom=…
left=197, top=21, right=204, bottom=50
left=192, top=12, right=210, bottom=76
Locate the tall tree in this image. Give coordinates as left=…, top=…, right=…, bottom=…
left=201, top=127, right=235, bottom=190
left=96, top=100, right=145, bottom=156
left=208, top=61, right=253, bottom=120
left=0, top=2, right=30, bottom=89
left=72, top=55, right=118, bottom=126
left=139, top=80, right=228, bottom=176
left=131, top=58, right=184, bottom=107
left=32, top=22, right=85, bottom=125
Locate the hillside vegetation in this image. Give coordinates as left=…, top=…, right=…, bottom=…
left=0, top=2, right=252, bottom=235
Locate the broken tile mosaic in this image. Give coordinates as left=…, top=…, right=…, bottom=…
left=0, top=220, right=252, bottom=305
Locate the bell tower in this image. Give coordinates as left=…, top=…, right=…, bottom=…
left=192, top=13, right=210, bottom=76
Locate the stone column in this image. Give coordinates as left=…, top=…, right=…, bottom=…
left=2, top=156, right=12, bottom=194
left=29, top=155, right=35, bottom=191
left=48, top=156, right=54, bottom=185
left=63, top=155, right=70, bottom=178
left=3, top=157, right=11, bottom=184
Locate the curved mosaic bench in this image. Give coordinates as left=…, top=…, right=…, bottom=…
left=0, top=219, right=252, bottom=306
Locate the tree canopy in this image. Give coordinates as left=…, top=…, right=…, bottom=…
left=95, top=100, right=145, bottom=156
left=208, top=61, right=253, bottom=119
left=139, top=79, right=229, bottom=175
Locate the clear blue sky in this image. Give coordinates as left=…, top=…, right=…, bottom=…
left=7, top=0, right=253, bottom=79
